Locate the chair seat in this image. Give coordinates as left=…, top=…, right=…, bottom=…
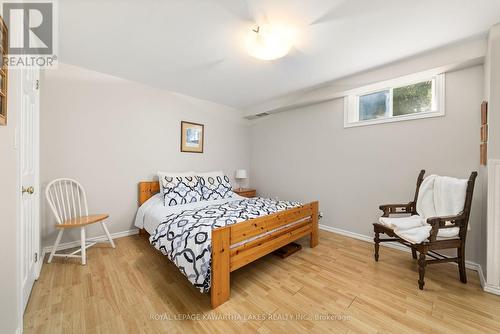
left=436, top=235, right=460, bottom=241
left=378, top=216, right=459, bottom=238
left=58, top=214, right=109, bottom=228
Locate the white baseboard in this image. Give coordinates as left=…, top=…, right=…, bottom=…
left=35, top=254, right=43, bottom=279
left=42, top=228, right=139, bottom=254
left=318, top=224, right=489, bottom=290
left=484, top=283, right=500, bottom=295
left=319, top=224, right=409, bottom=253
left=465, top=261, right=488, bottom=290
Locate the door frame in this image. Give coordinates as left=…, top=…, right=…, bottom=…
left=15, top=68, right=23, bottom=334
left=16, top=67, right=41, bottom=331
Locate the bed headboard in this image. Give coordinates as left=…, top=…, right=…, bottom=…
left=138, top=181, right=160, bottom=206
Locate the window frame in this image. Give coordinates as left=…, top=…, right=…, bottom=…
left=344, top=72, right=445, bottom=128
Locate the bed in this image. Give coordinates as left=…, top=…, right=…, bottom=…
left=135, top=181, right=319, bottom=308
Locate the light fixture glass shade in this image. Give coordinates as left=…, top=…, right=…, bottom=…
left=235, top=169, right=248, bottom=179
left=246, top=24, right=294, bottom=60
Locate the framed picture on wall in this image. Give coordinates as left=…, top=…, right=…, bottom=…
left=0, top=16, right=8, bottom=126
left=181, top=121, right=204, bottom=153
left=480, top=101, right=488, bottom=166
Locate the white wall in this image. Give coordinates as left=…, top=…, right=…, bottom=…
left=0, top=69, right=21, bottom=333
left=486, top=25, right=500, bottom=158
left=484, top=23, right=500, bottom=291
left=40, top=63, right=250, bottom=246
left=250, top=65, right=485, bottom=264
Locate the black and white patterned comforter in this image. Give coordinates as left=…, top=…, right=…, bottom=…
left=150, top=197, right=300, bottom=293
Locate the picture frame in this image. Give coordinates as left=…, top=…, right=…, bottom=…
left=480, top=143, right=487, bottom=166
left=180, top=121, right=204, bottom=153
left=481, top=101, right=488, bottom=125
left=481, top=124, right=488, bottom=142
left=480, top=101, right=488, bottom=166
left=0, top=15, right=8, bottom=126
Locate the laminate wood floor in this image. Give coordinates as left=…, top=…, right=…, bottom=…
left=24, top=231, right=500, bottom=334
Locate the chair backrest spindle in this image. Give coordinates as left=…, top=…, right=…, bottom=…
left=64, top=181, right=71, bottom=219
left=70, top=182, right=77, bottom=219
left=46, top=178, right=89, bottom=225
left=412, top=169, right=426, bottom=210
left=76, top=186, right=83, bottom=217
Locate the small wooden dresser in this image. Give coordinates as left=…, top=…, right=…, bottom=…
left=234, top=188, right=256, bottom=198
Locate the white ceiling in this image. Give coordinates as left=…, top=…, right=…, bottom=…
left=59, top=0, right=500, bottom=109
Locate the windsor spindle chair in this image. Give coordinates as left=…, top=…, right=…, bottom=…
left=45, top=178, right=115, bottom=265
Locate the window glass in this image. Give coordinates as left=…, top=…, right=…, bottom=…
left=393, top=80, right=433, bottom=116
left=359, top=90, right=390, bottom=121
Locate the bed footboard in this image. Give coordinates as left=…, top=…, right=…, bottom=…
left=211, top=201, right=319, bottom=308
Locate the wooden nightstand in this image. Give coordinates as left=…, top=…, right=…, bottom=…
left=234, top=188, right=256, bottom=198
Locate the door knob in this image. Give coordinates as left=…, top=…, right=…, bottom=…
left=22, top=186, right=34, bottom=195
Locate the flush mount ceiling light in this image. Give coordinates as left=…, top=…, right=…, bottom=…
left=245, top=24, right=295, bottom=61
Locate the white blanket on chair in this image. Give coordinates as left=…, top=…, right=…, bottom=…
left=378, top=215, right=425, bottom=230
left=386, top=175, right=468, bottom=244
left=395, top=225, right=432, bottom=244
left=416, top=175, right=438, bottom=219
left=434, top=176, right=467, bottom=217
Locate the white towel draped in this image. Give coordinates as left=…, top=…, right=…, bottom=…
left=396, top=225, right=432, bottom=244
left=378, top=215, right=425, bottom=230
left=416, top=175, right=437, bottom=220
left=382, top=174, right=468, bottom=244
left=434, top=176, right=467, bottom=217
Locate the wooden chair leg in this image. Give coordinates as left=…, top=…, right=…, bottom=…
left=81, top=227, right=86, bottom=266
left=101, top=221, right=115, bottom=248
left=458, top=246, right=467, bottom=283
left=374, top=229, right=380, bottom=261
left=411, top=248, right=417, bottom=259
left=48, top=229, right=64, bottom=263
left=418, top=251, right=427, bottom=290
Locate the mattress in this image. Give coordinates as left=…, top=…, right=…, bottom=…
left=134, top=193, right=246, bottom=235
left=135, top=194, right=304, bottom=293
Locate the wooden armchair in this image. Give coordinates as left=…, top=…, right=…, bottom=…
left=373, top=170, right=477, bottom=289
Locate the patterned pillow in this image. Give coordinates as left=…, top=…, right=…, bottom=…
left=157, top=171, right=194, bottom=197
left=199, top=174, right=234, bottom=200
left=159, top=175, right=202, bottom=206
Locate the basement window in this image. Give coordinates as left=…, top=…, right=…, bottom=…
left=344, top=72, right=445, bottom=128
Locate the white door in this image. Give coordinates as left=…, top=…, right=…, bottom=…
left=19, top=67, right=40, bottom=311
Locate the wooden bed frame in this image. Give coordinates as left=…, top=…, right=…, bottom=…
left=138, top=181, right=319, bottom=308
